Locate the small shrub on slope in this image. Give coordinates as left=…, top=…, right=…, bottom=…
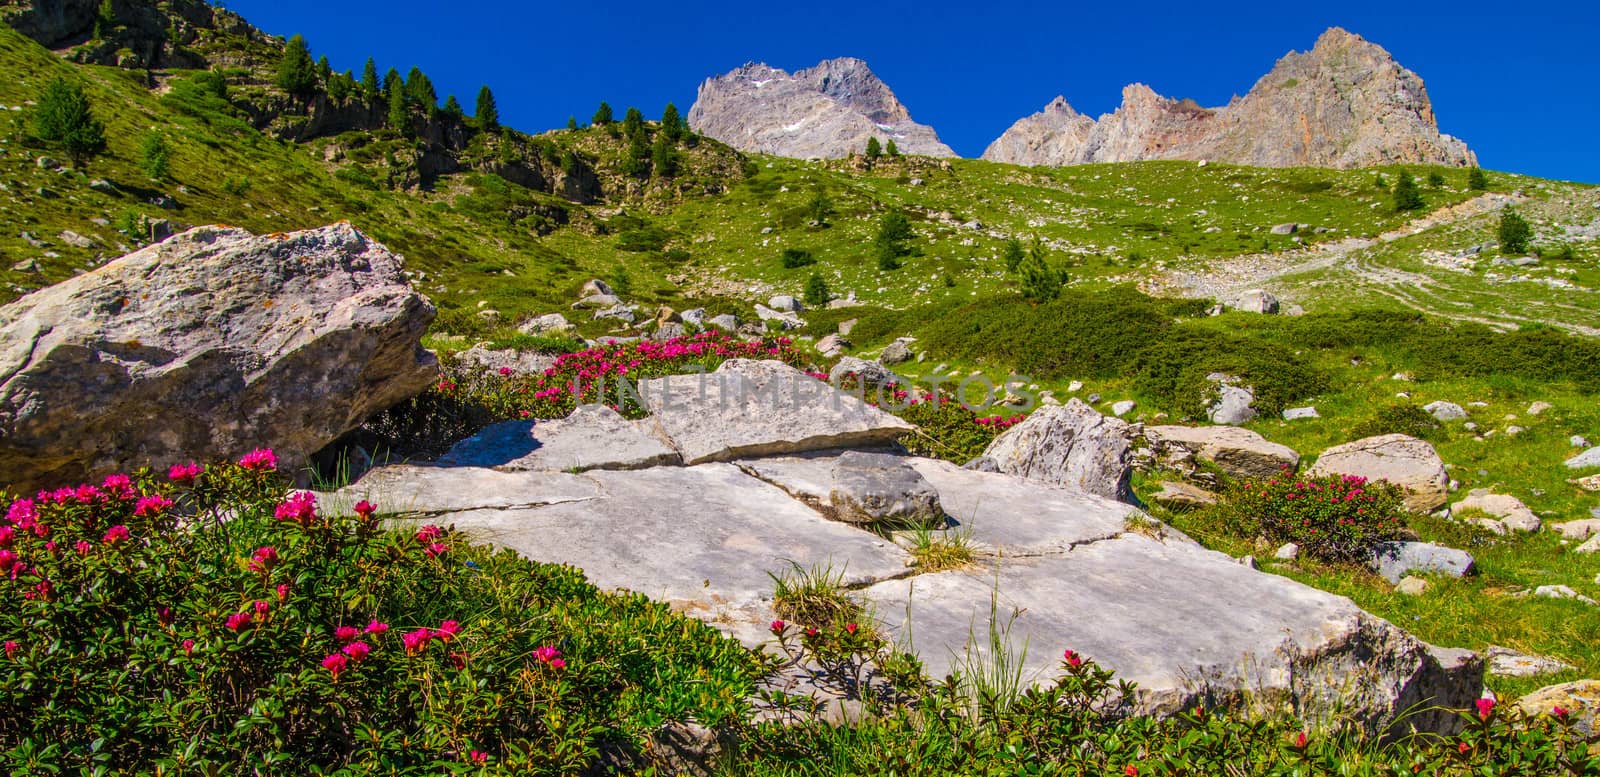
left=1215, top=471, right=1411, bottom=563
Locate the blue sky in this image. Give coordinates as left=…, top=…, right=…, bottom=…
left=227, top=0, right=1598, bottom=182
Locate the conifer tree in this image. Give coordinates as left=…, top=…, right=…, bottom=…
left=316, top=56, right=332, bottom=87
left=33, top=78, right=106, bottom=167
left=94, top=0, right=117, bottom=40
left=620, top=133, right=650, bottom=177
left=651, top=132, right=679, bottom=178
left=886, top=138, right=899, bottom=157
left=661, top=102, right=683, bottom=142
left=567, top=116, right=578, bottom=130
left=140, top=130, right=171, bottom=180
left=592, top=101, right=614, bottom=125
left=1019, top=239, right=1065, bottom=302
left=382, top=68, right=402, bottom=101
left=387, top=84, right=411, bottom=137
left=475, top=86, right=499, bottom=131
left=275, top=34, right=318, bottom=106
left=1392, top=171, right=1425, bottom=212
left=328, top=70, right=353, bottom=102
left=442, top=94, right=463, bottom=118
left=1002, top=238, right=1026, bottom=273
left=622, top=106, right=644, bottom=139
left=361, top=58, right=380, bottom=101
left=804, top=273, right=832, bottom=307
left=807, top=190, right=834, bottom=226
left=1468, top=167, right=1489, bottom=191
left=1498, top=209, right=1532, bottom=254
left=865, top=136, right=882, bottom=160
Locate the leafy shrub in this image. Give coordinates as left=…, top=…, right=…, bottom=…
left=0, top=457, right=757, bottom=773
left=1350, top=404, right=1442, bottom=441
left=1498, top=209, right=1532, bottom=255
left=1132, top=328, right=1325, bottom=417
left=803, top=273, right=831, bottom=307
left=780, top=248, right=816, bottom=269
left=1214, top=472, right=1410, bottom=563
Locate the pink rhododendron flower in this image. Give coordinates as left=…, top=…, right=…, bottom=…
left=247, top=546, right=278, bottom=573
left=1476, top=696, right=1495, bottom=720
left=353, top=500, right=378, bottom=522
left=845, top=623, right=858, bottom=635
left=102, top=525, right=131, bottom=544
left=402, top=629, right=433, bottom=655
left=273, top=492, right=318, bottom=526
left=365, top=620, right=390, bottom=636
left=157, top=607, right=174, bottom=626
left=74, top=484, right=101, bottom=504
left=181, top=639, right=195, bottom=655
left=134, top=494, right=174, bottom=518
left=1294, top=731, right=1307, bottom=749
left=424, top=542, right=448, bottom=558
left=0, top=550, right=18, bottom=573
left=335, top=626, right=361, bottom=643
left=1555, top=705, right=1570, bottom=717
left=225, top=612, right=253, bottom=631
left=6, top=498, right=37, bottom=526
left=321, top=652, right=348, bottom=680
left=468, top=750, right=489, bottom=765
left=74, top=540, right=91, bottom=555
left=436, top=620, right=461, bottom=642
left=253, top=600, right=270, bottom=616
left=3, top=641, right=17, bottom=660
left=534, top=645, right=561, bottom=664
left=168, top=461, right=204, bottom=484
left=342, top=641, right=371, bottom=662
left=769, top=619, right=786, bottom=635
left=102, top=473, right=137, bottom=500
left=275, top=583, right=290, bottom=601
left=1063, top=649, right=1083, bottom=668
left=238, top=448, right=278, bottom=471
left=0, top=526, right=12, bottom=547
left=415, top=525, right=443, bottom=544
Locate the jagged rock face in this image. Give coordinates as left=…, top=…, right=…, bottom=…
left=688, top=57, right=956, bottom=159
left=984, top=28, right=1475, bottom=169
left=2, top=0, right=260, bottom=70
left=0, top=224, right=437, bottom=492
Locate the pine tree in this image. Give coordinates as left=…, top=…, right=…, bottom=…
left=1498, top=209, right=1532, bottom=254
left=1468, top=167, right=1489, bottom=191
left=651, top=132, right=679, bottom=178
left=865, top=136, right=882, bottom=160
left=622, top=106, right=644, bottom=139
left=803, top=273, right=832, bottom=307
left=567, top=116, right=578, bottom=130
left=592, top=101, right=614, bottom=125
left=387, top=84, right=411, bottom=137
left=361, top=58, right=380, bottom=101
left=874, top=210, right=912, bottom=270
left=1392, top=171, right=1425, bottom=212
left=328, top=70, right=353, bottom=102
left=661, top=102, right=683, bottom=142
left=33, top=78, right=106, bottom=167
left=1002, top=238, right=1025, bottom=273
left=274, top=34, right=318, bottom=106
left=475, top=86, right=498, bottom=131
left=806, top=190, right=835, bottom=226
left=886, top=138, right=899, bottom=157
left=442, top=94, right=463, bottom=118
left=382, top=68, right=402, bottom=101
left=316, top=56, right=332, bottom=87
left=94, top=0, right=117, bottom=40
left=139, top=130, right=171, bottom=180
left=1019, top=239, right=1064, bottom=302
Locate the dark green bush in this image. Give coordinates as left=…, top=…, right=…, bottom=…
left=781, top=248, right=816, bottom=269
left=1131, top=328, right=1325, bottom=417
left=1350, top=404, right=1442, bottom=441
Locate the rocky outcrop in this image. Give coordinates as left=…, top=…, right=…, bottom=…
left=688, top=58, right=956, bottom=159
left=976, top=398, right=1133, bottom=500
left=984, top=28, right=1474, bottom=169
left=1144, top=425, right=1300, bottom=482
left=1305, top=433, right=1450, bottom=513
left=0, top=224, right=437, bottom=491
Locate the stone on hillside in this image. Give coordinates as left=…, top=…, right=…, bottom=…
left=1396, top=576, right=1429, bottom=596
left=1232, top=289, right=1280, bottom=314
left=436, top=405, right=680, bottom=472
left=1423, top=401, right=1468, bottom=421
left=594, top=304, right=637, bottom=323
left=815, top=334, right=848, bottom=357
left=637, top=359, right=913, bottom=464
left=1580, top=535, right=1600, bottom=555
left=838, top=318, right=858, bottom=336
left=981, top=398, right=1133, bottom=500
left=1111, top=400, right=1136, bottom=417
left=518, top=313, right=572, bottom=336
left=1274, top=542, right=1300, bottom=561
left=1370, top=542, right=1474, bottom=584
left=1149, top=480, right=1217, bottom=509
left=573, top=293, right=621, bottom=309
left=580, top=278, right=613, bottom=297
left=863, top=534, right=1481, bottom=734
left=753, top=304, right=804, bottom=330
left=961, top=456, right=1001, bottom=472
left=680, top=308, right=707, bottom=327
left=1517, top=681, right=1600, bottom=739
left=0, top=224, right=435, bottom=492
left=1284, top=406, right=1320, bottom=420
left=1552, top=519, right=1600, bottom=541
left=768, top=295, right=802, bottom=313
left=1453, top=489, right=1541, bottom=533
left=1527, top=401, right=1553, bottom=416
left=1205, top=373, right=1257, bottom=425
left=707, top=314, right=740, bottom=331
left=454, top=345, right=556, bottom=376
left=653, top=323, right=687, bottom=341
left=828, top=452, right=944, bottom=527
left=1144, top=424, right=1300, bottom=481
left=1565, top=447, right=1600, bottom=470
left=1306, top=434, right=1450, bottom=513
left=828, top=356, right=897, bottom=387
left=58, top=230, right=95, bottom=249
left=88, top=179, right=117, bottom=194
left=1534, top=585, right=1598, bottom=605
left=880, top=338, right=915, bottom=365
left=1484, top=646, right=1575, bottom=679
left=1571, top=435, right=1590, bottom=449
left=1270, top=223, right=1299, bottom=235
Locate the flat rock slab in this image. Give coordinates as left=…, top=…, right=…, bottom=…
left=436, top=405, right=680, bottom=472
left=1145, top=424, right=1300, bottom=481
left=1370, top=542, right=1475, bottom=584
left=1484, top=646, right=1574, bottom=678
left=638, top=360, right=913, bottom=464
left=862, top=535, right=1479, bottom=731
left=321, top=465, right=604, bottom=516
left=1306, top=434, right=1449, bottom=513
left=393, top=463, right=911, bottom=647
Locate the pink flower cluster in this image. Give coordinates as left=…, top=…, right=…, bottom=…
left=238, top=448, right=278, bottom=472
left=168, top=461, right=204, bottom=485
left=415, top=524, right=447, bottom=557
left=133, top=494, right=173, bottom=518
left=273, top=492, right=318, bottom=526
left=533, top=644, right=566, bottom=670
left=247, top=546, right=278, bottom=574
left=974, top=415, right=1025, bottom=430
left=505, top=332, right=800, bottom=406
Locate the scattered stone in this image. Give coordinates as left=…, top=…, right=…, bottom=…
left=1423, top=401, right=1467, bottom=421
left=1453, top=490, right=1542, bottom=533
left=680, top=308, right=707, bottom=327
left=437, top=405, right=680, bottom=472
left=0, top=224, right=436, bottom=491
left=518, top=312, right=573, bottom=335
left=573, top=293, right=622, bottom=309
left=707, top=314, right=740, bottom=331
left=837, top=318, right=857, bottom=336
left=1565, top=447, right=1600, bottom=470
left=1534, top=585, right=1598, bottom=605
left=11, top=259, right=38, bottom=273
left=1237, top=555, right=1258, bottom=569
left=35, top=156, right=59, bottom=169
left=1283, top=406, right=1319, bottom=420
left=88, top=179, right=117, bottom=194
left=1067, top=380, right=1084, bottom=393
left=1231, top=289, right=1280, bottom=314
left=1572, top=435, right=1591, bottom=449
left=880, top=338, right=915, bottom=365
left=1143, top=424, right=1300, bottom=481
left=1527, top=401, right=1553, bottom=416
left=1205, top=373, right=1257, bottom=425
left=1369, top=542, right=1474, bottom=584
left=1515, top=681, right=1600, bottom=738
left=1396, top=576, right=1429, bottom=596
left=828, top=356, right=897, bottom=387
left=1087, top=392, right=1101, bottom=404
left=1273, top=542, right=1300, bottom=561
left=1463, top=422, right=1478, bottom=431
left=768, top=295, right=802, bottom=313
left=981, top=398, right=1133, bottom=500
left=593, top=304, right=637, bottom=323
left=1484, top=646, right=1575, bottom=679
left=1568, top=521, right=1600, bottom=542
left=580, top=278, right=613, bottom=297
left=753, top=304, right=804, bottom=330
left=454, top=345, right=555, bottom=376
left=1306, top=434, right=1450, bottom=513
left=1269, top=223, right=1299, bottom=235
left=19, top=231, right=45, bottom=248
left=1111, top=400, right=1136, bottom=417
left=1148, top=481, right=1217, bottom=509
left=815, top=334, right=848, bottom=357
left=653, top=323, right=686, bottom=341
left=1576, top=535, right=1600, bottom=555
left=1505, top=426, right=1524, bottom=436
left=828, top=451, right=944, bottom=527
left=58, top=230, right=95, bottom=249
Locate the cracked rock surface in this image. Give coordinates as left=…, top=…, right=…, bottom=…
left=323, top=362, right=1481, bottom=733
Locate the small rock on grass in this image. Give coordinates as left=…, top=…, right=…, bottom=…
left=1395, top=576, right=1429, bottom=596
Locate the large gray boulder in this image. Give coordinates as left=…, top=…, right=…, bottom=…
left=0, top=224, right=436, bottom=491
left=980, top=398, right=1133, bottom=500
left=454, top=345, right=556, bottom=376
left=828, top=451, right=943, bottom=527
left=879, top=338, right=915, bottom=365
left=637, top=359, right=913, bottom=464
left=1231, top=289, right=1280, bottom=314
left=1144, top=425, right=1300, bottom=481
left=1369, top=541, right=1475, bottom=584
left=1423, top=401, right=1468, bottom=421
left=1452, top=489, right=1541, bottom=534
left=828, top=356, right=898, bottom=387
left=436, top=404, right=680, bottom=472
left=1205, top=373, right=1258, bottom=425
left=1567, top=447, right=1600, bottom=470
left=1305, top=434, right=1450, bottom=513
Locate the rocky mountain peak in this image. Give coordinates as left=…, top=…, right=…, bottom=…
left=983, top=27, right=1474, bottom=169
left=688, top=57, right=955, bottom=159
